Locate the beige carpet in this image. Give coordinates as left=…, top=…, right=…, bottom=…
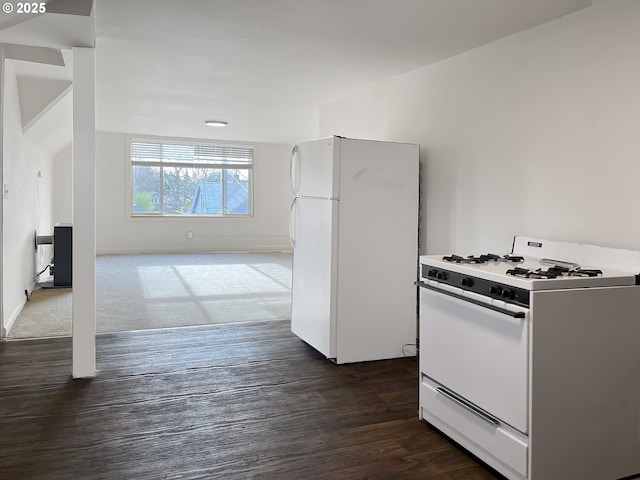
left=9, top=252, right=292, bottom=339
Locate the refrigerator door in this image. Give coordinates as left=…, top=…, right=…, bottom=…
left=290, top=196, right=339, bottom=359
left=291, top=137, right=339, bottom=199
left=333, top=138, right=420, bottom=363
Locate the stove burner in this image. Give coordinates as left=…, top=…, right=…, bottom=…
left=442, top=255, right=465, bottom=263
left=568, top=269, right=603, bottom=277
left=506, top=266, right=603, bottom=279
left=546, top=266, right=570, bottom=276
left=441, top=254, right=491, bottom=264
left=442, top=254, right=525, bottom=264
left=506, top=267, right=563, bottom=279
left=466, top=254, right=499, bottom=263
left=506, top=267, right=531, bottom=277
left=533, top=269, right=562, bottom=279
left=505, top=267, right=557, bottom=279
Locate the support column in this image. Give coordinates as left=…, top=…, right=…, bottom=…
left=72, top=47, right=96, bottom=379
left=0, top=45, right=5, bottom=338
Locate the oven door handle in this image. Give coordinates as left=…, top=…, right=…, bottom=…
left=416, top=281, right=526, bottom=319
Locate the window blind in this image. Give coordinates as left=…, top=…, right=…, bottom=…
left=131, top=140, right=253, bottom=165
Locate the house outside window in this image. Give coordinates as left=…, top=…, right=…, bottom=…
left=130, top=137, right=254, bottom=217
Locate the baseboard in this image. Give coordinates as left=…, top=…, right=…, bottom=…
left=96, top=247, right=292, bottom=255
left=3, top=295, right=27, bottom=338
left=3, top=280, right=39, bottom=338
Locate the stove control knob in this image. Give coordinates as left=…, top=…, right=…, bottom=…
left=502, top=289, right=515, bottom=300
left=436, top=271, right=448, bottom=281
left=461, top=277, right=474, bottom=287
left=490, top=285, right=503, bottom=296
left=427, top=269, right=438, bottom=278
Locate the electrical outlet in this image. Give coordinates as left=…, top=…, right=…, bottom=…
left=187, top=231, right=193, bottom=239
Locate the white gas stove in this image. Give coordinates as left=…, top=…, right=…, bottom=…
left=417, top=236, right=640, bottom=480
left=421, top=235, right=638, bottom=293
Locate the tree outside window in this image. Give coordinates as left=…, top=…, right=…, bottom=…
left=131, top=139, right=253, bottom=216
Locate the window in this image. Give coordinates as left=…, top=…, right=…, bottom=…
left=130, top=138, right=253, bottom=216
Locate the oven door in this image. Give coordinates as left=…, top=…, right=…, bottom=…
left=419, top=281, right=529, bottom=433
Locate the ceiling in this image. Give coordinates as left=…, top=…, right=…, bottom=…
left=2, top=0, right=595, bottom=149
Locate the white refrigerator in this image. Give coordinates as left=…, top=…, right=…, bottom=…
left=289, top=136, right=420, bottom=363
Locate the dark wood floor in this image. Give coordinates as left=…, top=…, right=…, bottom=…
left=0, top=320, right=501, bottom=479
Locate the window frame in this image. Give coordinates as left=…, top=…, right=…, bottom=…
left=127, top=135, right=255, bottom=218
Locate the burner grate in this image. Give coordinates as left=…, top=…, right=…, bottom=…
left=442, top=254, right=524, bottom=264
left=505, top=267, right=562, bottom=279
left=506, top=267, right=532, bottom=278
left=442, top=255, right=465, bottom=263
left=568, top=269, right=603, bottom=277
left=506, top=266, right=603, bottom=279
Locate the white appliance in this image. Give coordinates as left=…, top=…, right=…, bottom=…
left=289, top=136, right=420, bottom=364
left=417, top=236, right=640, bottom=480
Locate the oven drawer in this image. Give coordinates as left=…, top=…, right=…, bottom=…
left=420, top=378, right=528, bottom=478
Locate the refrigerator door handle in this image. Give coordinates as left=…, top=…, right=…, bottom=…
left=289, top=196, right=297, bottom=248
left=290, top=144, right=299, bottom=196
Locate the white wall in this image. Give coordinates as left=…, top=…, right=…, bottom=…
left=52, top=144, right=73, bottom=224
left=320, top=0, right=640, bottom=255
left=95, top=132, right=293, bottom=254
left=2, top=60, right=56, bottom=335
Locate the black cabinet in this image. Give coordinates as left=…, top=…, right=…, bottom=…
left=53, top=224, right=72, bottom=287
